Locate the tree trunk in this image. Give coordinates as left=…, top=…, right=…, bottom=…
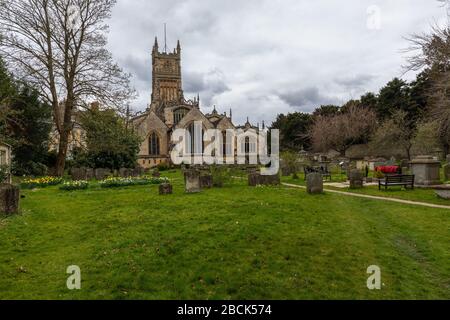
left=55, top=130, right=69, bottom=176
left=55, top=95, right=75, bottom=176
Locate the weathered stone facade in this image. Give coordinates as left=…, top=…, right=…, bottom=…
left=132, top=38, right=257, bottom=169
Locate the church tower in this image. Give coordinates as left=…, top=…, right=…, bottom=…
left=151, top=37, right=183, bottom=104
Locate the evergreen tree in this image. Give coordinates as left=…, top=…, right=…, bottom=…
left=73, top=108, right=141, bottom=170
left=271, top=112, right=313, bottom=151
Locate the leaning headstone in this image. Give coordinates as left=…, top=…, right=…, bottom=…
left=443, top=163, right=450, bottom=181
left=200, top=175, right=213, bottom=189
left=0, top=184, right=20, bottom=215
left=159, top=183, right=173, bottom=195
left=184, top=169, right=201, bottom=193
left=306, top=173, right=323, bottom=194
left=446, top=154, right=450, bottom=164
left=349, top=170, right=364, bottom=189
left=71, top=168, right=87, bottom=181
left=95, top=168, right=111, bottom=181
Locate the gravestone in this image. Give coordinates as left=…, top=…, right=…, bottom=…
left=71, top=168, right=86, bottom=181
left=306, top=173, right=323, bottom=194
left=95, top=168, right=111, bottom=181
left=410, top=156, right=441, bottom=186
left=133, top=167, right=144, bottom=177
left=119, top=168, right=131, bottom=178
left=184, top=169, right=201, bottom=193
left=159, top=183, right=173, bottom=195
left=349, top=170, right=364, bottom=189
left=248, top=173, right=280, bottom=186
left=0, top=184, right=20, bottom=215
left=86, top=168, right=94, bottom=180
left=200, top=175, right=213, bottom=189
left=260, top=174, right=281, bottom=186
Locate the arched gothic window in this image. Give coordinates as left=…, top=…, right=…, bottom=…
left=149, top=132, right=160, bottom=156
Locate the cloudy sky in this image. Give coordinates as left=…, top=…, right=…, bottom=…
left=106, top=0, right=448, bottom=125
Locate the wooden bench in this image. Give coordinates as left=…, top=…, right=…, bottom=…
left=379, top=175, right=415, bottom=190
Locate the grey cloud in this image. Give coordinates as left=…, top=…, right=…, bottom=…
left=120, top=55, right=151, bottom=83
left=278, top=87, right=337, bottom=110
left=184, top=68, right=230, bottom=106
left=335, top=74, right=375, bottom=89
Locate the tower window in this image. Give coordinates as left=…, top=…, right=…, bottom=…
left=149, top=132, right=160, bottom=156
left=173, top=108, right=189, bottom=125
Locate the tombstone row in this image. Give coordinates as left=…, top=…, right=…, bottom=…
left=70, top=167, right=145, bottom=181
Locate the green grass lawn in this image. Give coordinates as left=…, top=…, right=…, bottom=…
left=1, top=171, right=449, bottom=300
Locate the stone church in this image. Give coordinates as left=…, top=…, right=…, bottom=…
left=132, top=38, right=258, bottom=168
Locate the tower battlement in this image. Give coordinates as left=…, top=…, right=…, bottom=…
left=151, top=37, right=183, bottom=104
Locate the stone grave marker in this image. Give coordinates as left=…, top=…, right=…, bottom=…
left=349, top=170, right=364, bottom=189
left=306, top=173, right=323, bottom=194
left=159, top=183, right=173, bottom=195
left=95, top=168, right=111, bottom=181
left=86, top=168, right=94, bottom=180
left=0, top=184, right=20, bottom=215
left=71, top=168, right=86, bottom=181
left=200, top=175, right=213, bottom=189
left=184, top=169, right=201, bottom=193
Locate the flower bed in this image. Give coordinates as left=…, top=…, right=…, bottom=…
left=99, top=177, right=169, bottom=189
left=60, top=180, right=89, bottom=191
left=21, top=176, right=63, bottom=189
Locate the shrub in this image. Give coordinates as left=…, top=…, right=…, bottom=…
left=210, top=165, right=233, bottom=187
left=21, top=176, right=63, bottom=189
left=374, top=170, right=385, bottom=179
left=99, top=176, right=169, bottom=188
left=60, top=180, right=89, bottom=191
left=157, top=162, right=170, bottom=171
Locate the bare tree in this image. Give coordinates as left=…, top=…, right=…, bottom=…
left=0, top=0, right=133, bottom=175
left=369, top=110, right=416, bottom=160
left=310, top=105, right=376, bottom=156
left=404, top=1, right=450, bottom=154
